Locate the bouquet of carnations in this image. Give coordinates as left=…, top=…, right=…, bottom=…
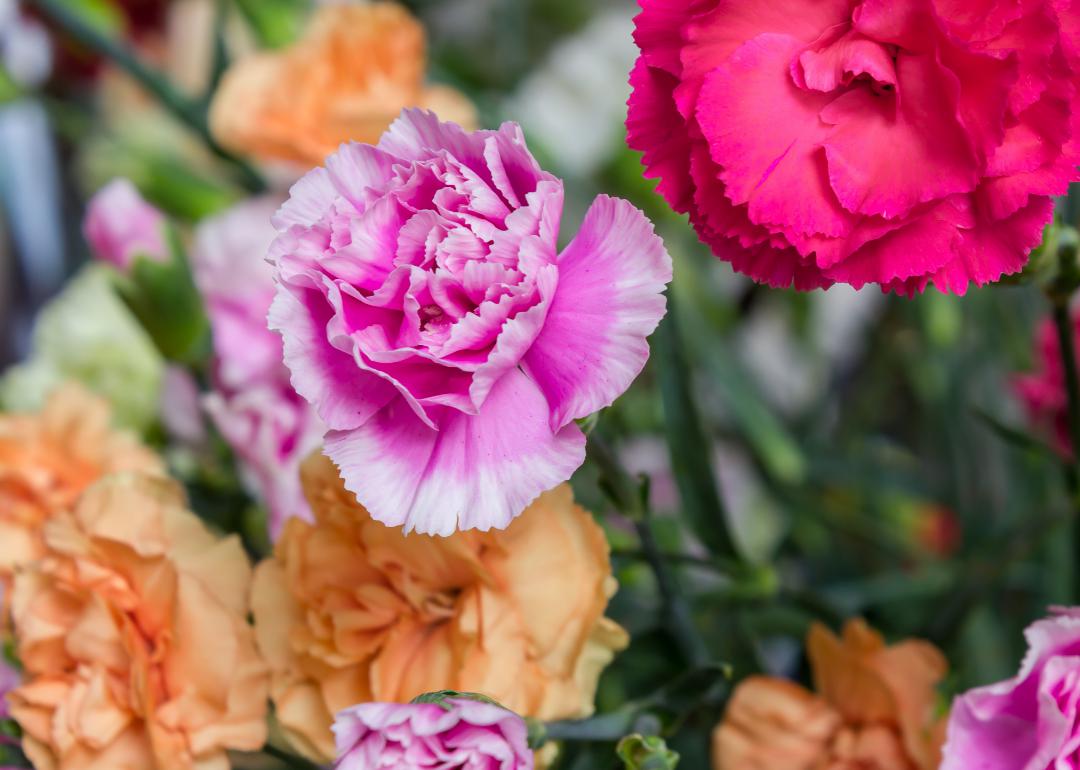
left=1, top=0, right=1079, bottom=768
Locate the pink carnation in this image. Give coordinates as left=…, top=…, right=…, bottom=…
left=942, top=607, right=1080, bottom=769
left=191, top=197, right=324, bottom=538
left=627, top=0, right=1080, bottom=294
left=269, top=109, right=672, bottom=534
left=1015, top=312, right=1077, bottom=457
left=333, top=699, right=533, bottom=770
left=83, top=178, right=168, bottom=271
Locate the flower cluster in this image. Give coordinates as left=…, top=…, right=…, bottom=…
left=6, top=0, right=1080, bottom=768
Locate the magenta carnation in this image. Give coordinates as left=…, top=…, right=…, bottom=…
left=83, top=178, right=168, bottom=271
left=191, top=197, right=324, bottom=538
left=1015, top=311, right=1078, bottom=457
left=333, top=699, right=533, bottom=770
left=268, top=109, right=672, bottom=535
left=942, top=607, right=1080, bottom=769
left=627, top=0, right=1080, bottom=294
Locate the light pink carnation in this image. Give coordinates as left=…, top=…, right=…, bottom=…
left=333, top=699, right=533, bottom=770
left=83, top=178, right=168, bottom=271
left=942, top=607, right=1080, bottom=769
left=627, top=0, right=1080, bottom=294
left=269, top=109, right=672, bottom=535
left=191, top=197, right=324, bottom=538
left=1014, top=312, right=1077, bottom=457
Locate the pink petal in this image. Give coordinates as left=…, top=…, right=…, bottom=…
left=937, top=43, right=1015, bottom=164
left=273, top=167, right=339, bottom=229
left=921, top=194, right=1054, bottom=294
left=324, top=368, right=585, bottom=535
left=326, top=142, right=399, bottom=213
left=469, top=265, right=557, bottom=411
left=676, top=0, right=854, bottom=113
left=821, top=54, right=981, bottom=219
left=823, top=198, right=966, bottom=288
left=268, top=285, right=398, bottom=430
left=687, top=143, right=779, bottom=249
left=795, top=30, right=897, bottom=93
left=725, top=239, right=833, bottom=290
left=696, top=33, right=853, bottom=238
left=524, top=196, right=671, bottom=430
left=83, top=178, right=168, bottom=270
left=852, top=0, right=938, bottom=52
left=631, top=0, right=704, bottom=76
left=627, top=59, right=697, bottom=214
left=931, top=0, right=1030, bottom=42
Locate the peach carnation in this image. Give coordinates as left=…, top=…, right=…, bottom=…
left=251, top=453, right=627, bottom=762
left=208, top=2, right=475, bottom=168
left=713, top=619, right=947, bottom=770
left=0, top=383, right=163, bottom=584
left=7, top=473, right=269, bottom=770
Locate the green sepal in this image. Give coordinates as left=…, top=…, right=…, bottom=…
left=112, top=224, right=211, bottom=367
left=616, top=734, right=680, bottom=770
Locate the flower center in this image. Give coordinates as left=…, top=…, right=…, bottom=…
left=420, top=587, right=462, bottom=622
left=794, top=28, right=898, bottom=98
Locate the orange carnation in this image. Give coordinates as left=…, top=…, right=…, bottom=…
left=251, top=453, right=628, bottom=761
left=0, top=383, right=163, bottom=584
left=713, top=619, right=947, bottom=770
left=8, top=473, right=268, bottom=770
left=208, top=2, right=476, bottom=168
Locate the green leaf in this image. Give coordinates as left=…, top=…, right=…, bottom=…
left=972, top=408, right=1057, bottom=458
left=233, top=0, right=313, bottom=48
left=409, top=690, right=509, bottom=712
left=654, top=295, right=738, bottom=558
left=701, top=346, right=806, bottom=486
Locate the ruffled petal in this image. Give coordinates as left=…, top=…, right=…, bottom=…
left=273, top=168, right=339, bottom=230
left=677, top=0, right=855, bottom=113
left=922, top=194, right=1054, bottom=294
left=821, top=54, right=981, bottom=220
left=324, top=368, right=586, bottom=536
left=627, top=59, right=697, bottom=214
left=268, top=285, right=398, bottom=431
left=824, top=199, right=966, bottom=288
left=696, top=33, right=853, bottom=238
left=524, top=196, right=672, bottom=430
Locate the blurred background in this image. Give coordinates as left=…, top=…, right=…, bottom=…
left=0, top=0, right=1076, bottom=766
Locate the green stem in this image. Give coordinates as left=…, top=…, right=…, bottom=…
left=261, top=744, right=322, bottom=770
left=611, top=547, right=735, bottom=572
left=634, top=515, right=711, bottom=667
left=1053, top=299, right=1080, bottom=477
left=544, top=711, right=643, bottom=743
left=203, top=0, right=231, bottom=102
left=589, top=434, right=710, bottom=667
left=26, top=0, right=265, bottom=193
left=1051, top=295, right=1080, bottom=601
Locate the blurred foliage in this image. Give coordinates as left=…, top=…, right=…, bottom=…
left=0, top=265, right=164, bottom=429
